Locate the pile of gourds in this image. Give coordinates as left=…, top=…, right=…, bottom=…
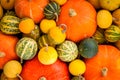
left=1, top=0, right=120, bottom=80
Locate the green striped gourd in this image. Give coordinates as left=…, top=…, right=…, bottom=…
left=44, top=1, right=61, bottom=21
left=105, top=25, right=120, bottom=42
left=38, top=34, right=55, bottom=49
left=0, top=11, right=20, bottom=34
left=92, top=27, right=106, bottom=44
left=56, top=40, right=78, bottom=62
left=16, top=37, right=38, bottom=63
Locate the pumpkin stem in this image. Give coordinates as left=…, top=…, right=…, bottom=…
left=58, top=24, right=67, bottom=33
left=79, top=74, right=85, bottom=80
left=69, top=8, right=77, bottom=17
left=7, top=0, right=10, bottom=3
left=16, top=74, right=23, bottom=80
left=101, top=67, right=108, bottom=77
left=54, top=12, right=59, bottom=22
left=20, top=58, right=23, bottom=64
left=45, top=44, right=48, bottom=52
left=39, top=76, right=47, bottom=80
left=0, top=51, right=5, bottom=57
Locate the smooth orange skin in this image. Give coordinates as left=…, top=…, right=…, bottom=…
left=57, top=0, right=97, bottom=42
left=14, top=0, right=49, bottom=23
left=0, top=31, right=19, bottom=69
left=84, top=45, right=120, bottom=80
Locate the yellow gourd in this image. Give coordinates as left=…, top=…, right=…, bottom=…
left=51, top=0, right=67, bottom=5
left=19, top=18, right=35, bottom=34
left=0, top=0, right=15, bottom=10
left=40, top=19, right=56, bottom=33
left=48, top=24, right=66, bottom=45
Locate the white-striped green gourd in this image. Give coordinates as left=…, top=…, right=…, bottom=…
left=105, top=25, right=120, bottom=42
left=44, top=1, right=61, bottom=21
left=0, top=11, right=21, bottom=34
left=56, top=40, right=78, bottom=62
left=16, top=37, right=38, bottom=63
left=38, top=34, right=55, bottom=49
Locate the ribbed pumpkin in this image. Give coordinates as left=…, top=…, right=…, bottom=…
left=20, top=56, right=70, bottom=80
left=0, top=11, right=21, bottom=34
left=57, top=0, right=97, bottom=42
left=14, top=0, right=49, bottom=23
left=16, top=37, right=38, bottom=63
left=84, top=45, right=120, bottom=80
left=104, top=25, right=120, bottom=42
left=56, top=40, right=78, bottom=62
left=44, top=1, right=61, bottom=21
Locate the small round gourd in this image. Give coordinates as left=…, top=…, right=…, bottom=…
left=78, top=38, right=98, bottom=58
left=48, top=24, right=66, bottom=45
left=16, top=37, right=38, bottom=63
left=0, top=11, right=20, bottom=34
left=44, top=1, right=61, bottom=21
left=56, top=40, right=78, bottom=62
left=104, top=25, right=120, bottom=42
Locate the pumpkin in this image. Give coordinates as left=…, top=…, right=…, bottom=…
left=44, top=1, right=61, bottom=21
left=20, top=56, right=70, bottom=80
left=0, top=31, right=19, bottom=69
left=14, top=0, right=49, bottom=23
left=104, top=25, right=120, bottom=42
left=0, top=4, right=3, bottom=19
left=48, top=24, right=66, bottom=45
left=57, top=0, right=97, bottom=42
left=51, top=0, right=67, bottom=5
left=0, top=0, right=15, bottom=10
left=56, top=40, right=78, bottom=62
left=0, top=11, right=21, bottom=34
left=84, top=45, right=120, bottom=80
left=16, top=37, right=38, bottom=63
left=78, top=38, right=98, bottom=58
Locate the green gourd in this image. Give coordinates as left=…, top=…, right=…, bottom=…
left=16, top=37, right=38, bottom=63
left=44, top=1, right=61, bottom=21
left=78, top=38, right=98, bottom=58
left=0, top=11, right=20, bottom=34
left=56, top=40, right=78, bottom=62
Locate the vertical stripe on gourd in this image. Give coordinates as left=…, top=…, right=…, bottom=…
left=44, top=1, right=60, bottom=20
left=16, top=37, right=38, bottom=61
left=56, top=40, right=78, bottom=62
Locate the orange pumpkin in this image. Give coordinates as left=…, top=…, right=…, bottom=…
left=57, top=0, right=97, bottom=42
left=20, top=56, right=70, bottom=80
left=0, top=31, right=19, bottom=69
left=14, top=0, right=49, bottom=23
left=84, top=45, right=120, bottom=80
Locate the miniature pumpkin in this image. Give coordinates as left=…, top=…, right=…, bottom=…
left=0, top=31, right=19, bottom=69
left=0, top=0, right=15, bottom=10
left=57, top=0, right=97, bottom=42
left=84, top=45, right=120, bottom=80
left=14, top=0, right=49, bottom=23
left=20, top=56, right=70, bottom=80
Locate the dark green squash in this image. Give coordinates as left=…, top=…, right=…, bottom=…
left=44, top=1, right=61, bottom=21
left=78, top=38, right=98, bottom=58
